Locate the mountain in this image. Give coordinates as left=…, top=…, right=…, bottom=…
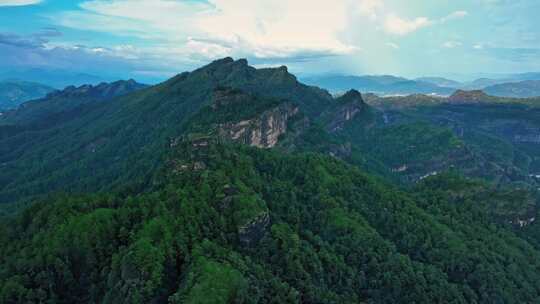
left=305, top=74, right=540, bottom=97
left=0, top=58, right=332, bottom=207
left=448, top=90, right=492, bottom=104
left=3, top=141, right=540, bottom=303
left=0, top=69, right=106, bottom=89
left=463, top=77, right=505, bottom=89
left=303, top=74, right=455, bottom=96
left=484, top=80, right=540, bottom=98
left=1, top=58, right=537, bottom=207
left=461, top=73, right=540, bottom=91
left=415, top=77, right=462, bottom=88
left=0, top=79, right=147, bottom=128
left=2, top=58, right=540, bottom=303
left=364, top=90, right=540, bottom=186
left=0, top=81, right=54, bottom=111
left=503, top=72, right=540, bottom=82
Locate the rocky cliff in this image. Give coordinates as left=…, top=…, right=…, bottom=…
left=326, top=89, right=366, bottom=132
left=209, top=87, right=300, bottom=148
left=219, top=103, right=299, bottom=148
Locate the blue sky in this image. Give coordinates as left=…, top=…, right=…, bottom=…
left=0, top=0, right=539, bottom=83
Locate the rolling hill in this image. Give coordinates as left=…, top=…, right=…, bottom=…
left=484, top=80, right=540, bottom=98
left=303, top=75, right=455, bottom=96
left=0, top=81, right=54, bottom=111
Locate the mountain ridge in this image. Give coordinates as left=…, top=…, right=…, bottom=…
left=0, top=58, right=333, bottom=206
left=0, top=79, right=148, bottom=127
left=305, top=73, right=540, bottom=98
left=0, top=80, right=55, bottom=111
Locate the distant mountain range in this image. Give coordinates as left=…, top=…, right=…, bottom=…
left=304, top=73, right=540, bottom=98
left=483, top=80, right=540, bottom=98
left=303, top=75, right=455, bottom=96
left=415, top=77, right=462, bottom=88
left=0, top=81, right=55, bottom=111
left=0, top=68, right=107, bottom=89
left=0, top=79, right=147, bottom=126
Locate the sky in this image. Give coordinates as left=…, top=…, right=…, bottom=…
left=0, top=0, right=539, bottom=83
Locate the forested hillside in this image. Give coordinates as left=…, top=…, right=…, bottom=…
left=363, top=92, right=540, bottom=186
left=0, top=58, right=331, bottom=210
left=2, top=141, right=540, bottom=303
left=1, top=58, right=540, bottom=303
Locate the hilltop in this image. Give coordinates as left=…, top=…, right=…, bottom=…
left=0, top=81, right=54, bottom=111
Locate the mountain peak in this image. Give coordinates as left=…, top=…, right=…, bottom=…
left=211, top=57, right=235, bottom=65
left=164, top=57, right=331, bottom=118
left=325, top=89, right=366, bottom=133
left=203, top=57, right=248, bottom=70
left=336, top=89, right=364, bottom=105
left=236, top=58, right=248, bottom=66
left=47, top=79, right=146, bottom=100
left=449, top=89, right=490, bottom=103
left=342, top=89, right=362, bottom=99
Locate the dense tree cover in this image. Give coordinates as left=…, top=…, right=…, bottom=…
left=362, top=97, right=540, bottom=187
left=0, top=58, right=333, bottom=210
left=1, top=142, right=540, bottom=303
left=0, top=80, right=146, bottom=127
left=2, top=57, right=540, bottom=303
left=2, top=57, right=539, bottom=212
left=330, top=98, right=540, bottom=188
left=350, top=122, right=461, bottom=167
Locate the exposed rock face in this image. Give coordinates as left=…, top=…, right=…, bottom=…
left=448, top=90, right=490, bottom=104
left=327, top=89, right=366, bottom=132
left=238, top=212, right=270, bottom=246
left=513, top=216, right=536, bottom=228
left=212, top=86, right=299, bottom=149
left=219, top=103, right=299, bottom=148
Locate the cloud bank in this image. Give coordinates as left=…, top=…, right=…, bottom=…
left=11, top=0, right=537, bottom=82
left=0, top=0, right=41, bottom=6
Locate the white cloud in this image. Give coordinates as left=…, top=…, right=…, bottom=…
left=56, top=0, right=361, bottom=63
left=49, top=0, right=470, bottom=74
left=440, top=10, right=468, bottom=23
left=357, top=0, right=384, bottom=20
left=383, top=10, right=467, bottom=36
left=0, top=0, right=41, bottom=6
left=384, top=14, right=431, bottom=35
left=386, top=42, right=400, bottom=49
left=443, top=41, right=462, bottom=48
left=473, top=43, right=484, bottom=49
